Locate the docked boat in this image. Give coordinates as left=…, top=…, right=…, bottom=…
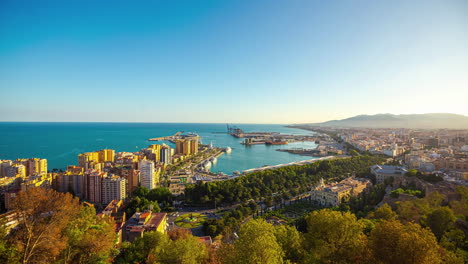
left=210, top=157, right=217, bottom=164
left=203, top=161, right=212, bottom=170
left=225, top=146, right=232, bottom=153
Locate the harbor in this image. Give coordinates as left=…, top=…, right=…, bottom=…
left=227, top=124, right=320, bottom=146
left=275, top=136, right=345, bottom=157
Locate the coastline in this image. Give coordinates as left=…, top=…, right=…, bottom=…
left=242, top=155, right=335, bottom=174
left=1, top=123, right=318, bottom=175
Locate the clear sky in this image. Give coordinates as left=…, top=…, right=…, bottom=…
left=1, top=0, right=467, bottom=123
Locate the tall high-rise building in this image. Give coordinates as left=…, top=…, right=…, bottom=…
left=85, top=171, right=106, bottom=204
left=121, top=167, right=139, bottom=195
left=101, top=176, right=126, bottom=205
left=12, top=158, right=47, bottom=176
left=78, top=152, right=99, bottom=168
left=175, top=139, right=192, bottom=156
left=56, top=170, right=85, bottom=199
left=78, top=149, right=114, bottom=168
left=190, top=138, right=199, bottom=154
left=160, top=144, right=172, bottom=164
left=99, top=149, right=115, bottom=163
left=175, top=140, right=184, bottom=155
left=139, top=159, right=156, bottom=189
left=0, top=160, right=13, bottom=177
left=148, top=145, right=161, bottom=162
left=5, top=164, right=26, bottom=178
left=25, top=158, right=48, bottom=176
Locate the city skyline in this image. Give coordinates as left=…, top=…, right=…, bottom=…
left=1, top=0, right=467, bottom=123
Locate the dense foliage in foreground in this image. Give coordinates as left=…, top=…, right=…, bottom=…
left=1, top=185, right=467, bottom=263
left=125, top=187, right=173, bottom=216
left=0, top=188, right=117, bottom=264
left=185, top=155, right=385, bottom=205
left=118, top=201, right=467, bottom=264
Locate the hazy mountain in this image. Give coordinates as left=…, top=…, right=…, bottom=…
left=302, top=113, right=468, bottom=129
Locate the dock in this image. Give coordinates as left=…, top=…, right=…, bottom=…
left=148, top=131, right=183, bottom=141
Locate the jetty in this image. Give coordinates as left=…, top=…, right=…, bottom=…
left=148, top=131, right=183, bottom=141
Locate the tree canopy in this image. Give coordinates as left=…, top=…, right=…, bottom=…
left=1, top=188, right=116, bottom=264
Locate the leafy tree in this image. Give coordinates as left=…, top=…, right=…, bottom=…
left=369, top=220, right=443, bottom=264
left=396, top=200, right=424, bottom=223
left=304, top=209, right=369, bottom=263
left=58, top=206, right=117, bottom=264
left=147, top=187, right=173, bottom=203
left=426, top=191, right=445, bottom=208
left=425, top=207, right=456, bottom=240
left=9, top=188, right=81, bottom=264
left=184, top=156, right=385, bottom=205
left=449, top=186, right=468, bottom=220
left=132, top=186, right=149, bottom=197
left=114, top=231, right=166, bottom=264
left=390, top=188, right=423, bottom=198
left=368, top=203, right=397, bottom=220
left=147, top=234, right=207, bottom=264
left=126, top=197, right=161, bottom=216
left=221, top=219, right=284, bottom=264
left=440, top=228, right=466, bottom=252
left=405, top=169, right=418, bottom=177
left=0, top=217, right=19, bottom=263
left=274, top=224, right=304, bottom=263
left=167, top=228, right=192, bottom=241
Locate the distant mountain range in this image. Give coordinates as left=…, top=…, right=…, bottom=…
left=300, top=113, right=468, bottom=129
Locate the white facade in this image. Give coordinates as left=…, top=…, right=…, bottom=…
left=139, top=159, right=156, bottom=189
left=160, top=145, right=172, bottom=164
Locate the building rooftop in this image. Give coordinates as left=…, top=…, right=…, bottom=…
left=372, top=165, right=408, bottom=174
left=127, top=212, right=167, bottom=232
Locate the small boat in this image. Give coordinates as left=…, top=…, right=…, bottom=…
left=203, top=161, right=212, bottom=170
left=225, top=146, right=232, bottom=153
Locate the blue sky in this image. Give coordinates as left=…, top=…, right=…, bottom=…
left=1, top=0, right=467, bottom=123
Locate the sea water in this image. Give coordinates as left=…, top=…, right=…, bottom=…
left=0, top=122, right=317, bottom=174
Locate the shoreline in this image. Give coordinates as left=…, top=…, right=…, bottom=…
left=241, top=156, right=335, bottom=174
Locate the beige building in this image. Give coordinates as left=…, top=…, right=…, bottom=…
left=56, top=168, right=85, bottom=199
left=85, top=170, right=107, bottom=204
left=175, top=137, right=199, bottom=156
left=78, top=149, right=115, bottom=168
left=310, top=177, right=372, bottom=207
left=22, top=158, right=48, bottom=176
left=434, top=158, right=468, bottom=172
left=5, top=164, right=26, bottom=178
left=120, top=168, right=140, bottom=195
left=99, top=149, right=115, bottom=163
left=20, top=174, right=53, bottom=192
